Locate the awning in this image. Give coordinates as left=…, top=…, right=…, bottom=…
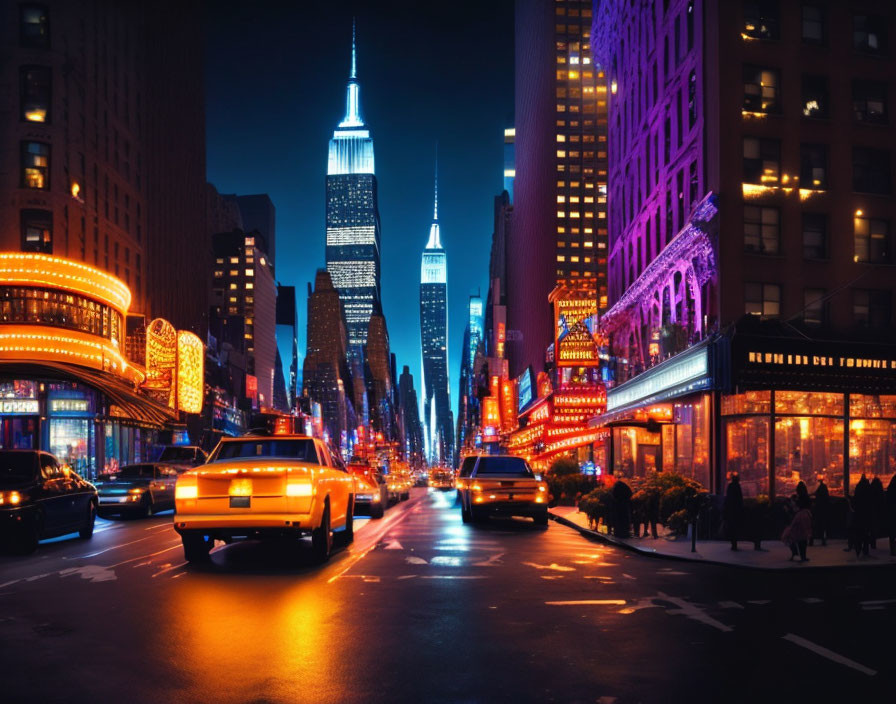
left=0, top=361, right=179, bottom=428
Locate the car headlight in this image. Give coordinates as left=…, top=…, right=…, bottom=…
left=129, top=487, right=146, bottom=494
left=356, top=494, right=373, bottom=501
left=0, top=490, right=26, bottom=505
left=175, top=484, right=198, bottom=500
left=471, top=484, right=482, bottom=492
left=286, top=480, right=313, bottom=497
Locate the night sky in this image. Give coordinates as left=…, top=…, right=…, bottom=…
left=205, top=0, right=514, bottom=419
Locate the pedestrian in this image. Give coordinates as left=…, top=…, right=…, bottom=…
left=852, top=475, right=873, bottom=557
left=795, top=480, right=810, bottom=507
left=612, top=478, right=633, bottom=538
left=886, top=476, right=896, bottom=557
left=723, top=472, right=744, bottom=551
left=843, top=495, right=855, bottom=553
left=870, top=476, right=886, bottom=550
left=812, top=479, right=830, bottom=546
left=646, top=487, right=660, bottom=539
left=782, top=494, right=812, bottom=562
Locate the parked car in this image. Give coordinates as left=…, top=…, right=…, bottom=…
left=0, top=450, right=97, bottom=553
left=347, top=462, right=388, bottom=518
left=95, top=463, right=179, bottom=517
left=156, top=445, right=207, bottom=470
left=456, top=455, right=548, bottom=525
left=173, top=435, right=356, bottom=564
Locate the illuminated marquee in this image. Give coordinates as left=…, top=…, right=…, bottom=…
left=144, top=318, right=177, bottom=406
left=747, top=351, right=896, bottom=370
left=176, top=331, right=204, bottom=414
left=554, top=295, right=600, bottom=367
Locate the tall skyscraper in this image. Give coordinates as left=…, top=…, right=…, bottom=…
left=275, top=284, right=298, bottom=409
left=419, top=164, right=453, bottom=464
left=325, top=23, right=382, bottom=359
left=456, top=294, right=484, bottom=456
left=398, top=365, right=424, bottom=468
left=509, top=0, right=607, bottom=378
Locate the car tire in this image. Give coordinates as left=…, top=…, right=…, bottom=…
left=79, top=502, right=97, bottom=539
left=182, top=533, right=212, bottom=563
left=371, top=502, right=385, bottom=519
left=470, top=507, right=485, bottom=523
left=534, top=510, right=549, bottom=527
left=461, top=501, right=471, bottom=524
left=401, top=491, right=410, bottom=501
left=142, top=497, right=154, bottom=518
left=335, top=499, right=354, bottom=546
left=311, top=502, right=332, bottom=564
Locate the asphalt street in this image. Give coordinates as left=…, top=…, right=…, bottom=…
left=1, top=487, right=894, bottom=704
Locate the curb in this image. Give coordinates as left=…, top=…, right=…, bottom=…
left=548, top=511, right=895, bottom=571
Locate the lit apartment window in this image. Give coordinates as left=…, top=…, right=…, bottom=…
left=743, top=0, right=780, bottom=40
left=229, top=283, right=237, bottom=290
left=246, top=282, right=253, bottom=290
left=245, top=269, right=254, bottom=276
left=800, top=144, right=827, bottom=189
left=229, top=257, right=239, bottom=264
left=854, top=290, right=891, bottom=328
left=854, top=15, right=888, bottom=55
left=853, top=148, right=891, bottom=194
left=743, top=65, right=779, bottom=113
left=213, top=270, right=223, bottom=278
left=745, top=282, right=781, bottom=318
left=802, top=213, right=827, bottom=259
left=245, top=236, right=255, bottom=246
left=557, top=255, right=566, bottom=262
left=802, top=5, right=825, bottom=44
left=854, top=216, right=890, bottom=264
left=853, top=81, right=888, bottom=124
left=215, top=258, right=223, bottom=264
left=744, top=205, right=779, bottom=254
left=20, top=66, right=50, bottom=123
left=801, top=75, right=828, bottom=118
left=20, top=209, right=52, bottom=253
left=557, top=195, right=566, bottom=203
left=21, top=141, right=49, bottom=189
left=743, top=137, right=780, bottom=184
left=20, top=5, right=49, bottom=48
left=803, top=289, right=826, bottom=325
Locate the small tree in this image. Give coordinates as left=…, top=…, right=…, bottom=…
left=548, top=456, right=580, bottom=476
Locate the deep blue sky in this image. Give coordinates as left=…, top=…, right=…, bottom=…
left=205, top=0, right=514, bottom=420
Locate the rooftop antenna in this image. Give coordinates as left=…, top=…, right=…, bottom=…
left=351, top=18, right=357, bottom=80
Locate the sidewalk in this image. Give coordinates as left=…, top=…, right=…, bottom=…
left=549, top=505, right=896, bottom=570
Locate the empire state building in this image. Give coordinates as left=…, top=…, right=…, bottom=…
left=325, top=25, right=382, bottom=359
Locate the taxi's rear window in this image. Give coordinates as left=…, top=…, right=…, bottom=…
left=474, top=457, right=534, bottom=477
left=212, top=439, right=318, bottom=462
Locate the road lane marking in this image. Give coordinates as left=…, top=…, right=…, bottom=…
left=622, top=573, right=637, bottom=580
left=145, top=521, right=174, bottom=531
left=152, top=561, right=187, bottom=578
left=69, top=534, right=161, bottom=559
left=108, top=541, right=182, bottom=569
left=383, top=540, right=404, bottom=550
left=472, top=552, right=504, bottom=567
left=523, top=561, right=575, bottom=572
left=405, top=556, right=427, bottom=565
left=546, top=600, right=627, bottom=606
left=718, top=601, right=744, bottom=610
left=658, top=592, right=733, bottom=632
left=420, top=575, right=486, bottom=580
left=58, top=565, right=117, bottom=582
left=859, top=598, right=896, bottom=606
left=782, top=633, right=877, bottom=676
left=397, top=575, right=417, bottom=580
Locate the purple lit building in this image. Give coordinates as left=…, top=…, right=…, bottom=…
left=593, top=0, right=896, bottom=500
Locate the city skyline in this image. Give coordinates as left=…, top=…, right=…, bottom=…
left=205, top=2, right=514, bottom=424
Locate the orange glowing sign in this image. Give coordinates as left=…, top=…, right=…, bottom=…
left=554, top=295, right=599, bottom=367
left=529, top=402, right=550, bottom=423
left=482, top=397, right=500, bottom=426
left=176, top=331, right=204, bottom=413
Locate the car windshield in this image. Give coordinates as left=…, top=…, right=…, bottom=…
left=475, top=457, right=534, bottom=477
left=0, top=453, right=37, bottom=483
left=211, top=439, right=318, bottom=462
left=117, top=465, right=156, bottom=479
left=158, top=447, right=196, bottom=462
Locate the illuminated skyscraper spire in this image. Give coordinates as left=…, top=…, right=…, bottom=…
left=351, top=17, right=357, bottom=80
left=340, top=18, right=364, bottom=129
left=425, top=150, right=442, bottom=251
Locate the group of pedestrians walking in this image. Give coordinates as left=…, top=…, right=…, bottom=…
left=723, top=472, right=896, bottom=562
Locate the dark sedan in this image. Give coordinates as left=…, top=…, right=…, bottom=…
left=95, top=463, right=178, bottom=517
left=0, top=450, right=97, bottom=554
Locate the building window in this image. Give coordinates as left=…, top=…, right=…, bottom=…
left=745, top=282, right=781, bottom=319
left=803, top=289, right=826, bottom=326
left=854, top=216, right=890, bottom=264
left=743, top=137, right=780, bottom=185
left=21, top=141, right=49, bottom=189
left=20, top=66, right=50, bottom=123
left=853, top=81, right=888, bottom=124
left=743, top=66, right=779, bottom=114
left=19, top=5, right=49, bottom=48
left=853, top=147, right=891, bottom=194
left=801, top=74, right=828, bottom=118
left=743, top=0, right=779, bottom=40
left=801, top=4, right=825, bottom=44
left=0, top=286, right=121, bottom=340
left=20, top=209, right=52, bottom=253
left=688, top=70, right=697, bottom=128
left=853, top=290, right=891, bottom=329
left=854, top=15, right=888, bottom=55
left=802, top=213, right=827, bottom=259
left=800, top=143, right=827, bottom=189
left=744, top=205, right=779, bottom=254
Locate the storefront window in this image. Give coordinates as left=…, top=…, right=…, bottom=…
left=50, top=417, right=92, bottom=477
left=774, top=391, right=843, bottom=415
left=674, top=396, right=710, bottom=489
left=0, top=417, right=38, bottom=449
left=775, top=416, right=844, bottom=496
left=613, top=426, right=660, bottom=479
left=849, top=419, right=896, bottom=491
left=0, top=286, right=122, bottom=342
left=721, top=390, right=770, bottom=415
left=850, top=394, right=896, bottom=419
left=724, top=416, right=769, bottom=497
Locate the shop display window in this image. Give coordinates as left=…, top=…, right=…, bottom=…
left=774, top=416, right=844, bottom=496
left=674, top=397, right=710, bottom=490
left=724, top=416, right=769, bottom=497
left=774, top=391, right=843, bottom=416
left=850, top=394, right=896, bottom=419
left=613, top=426, right=660, bottom=479
left=721, top=390, right=770, bottom=415
left=50, top=417, right=92, bottom=477
left=849, top=419, right=896, bottom=491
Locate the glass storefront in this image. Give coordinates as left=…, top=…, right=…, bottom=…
left=848, top=394, right=896, bottom=491
left=612, top=426, right=660, bottom=479
left=50, top=417, right=92, bottom=475
left=774, top=416, right=844, bottom=496
left=724, top=415, right=770, bottom=497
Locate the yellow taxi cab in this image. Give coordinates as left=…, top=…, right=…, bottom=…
left=347, top=461, right=387, bottom=518
left=385, top=463, right=412, bottom=502
left=173, top=435, right=356, bottom=563
left=429, top=467, right=455, bottom=490
left=456, top=454, right=548, bottom=525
